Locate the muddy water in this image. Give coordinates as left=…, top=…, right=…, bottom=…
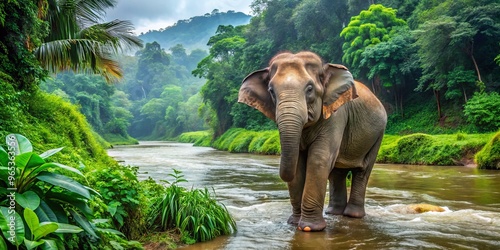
left=108, top=141, right=500, bottom=249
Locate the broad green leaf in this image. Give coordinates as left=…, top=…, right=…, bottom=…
left=91, top=218, right=109, bottom=224
left=107, top=202, right=118, bottom=216
left=6, top=134, right=32, bottom=155
left=86, top=186, right=101, bottom=196
left=32, top=162, right=84, bottom=177
left=95, top=227, right=125, bottom=237
left=0, top=207, right=25, bottom=246
left=0, top=166, right=10, bottom=182
left=16, top=191, right=41, bottom=210
left=44, top=200, right=68, bottom=224
left=35, top=200, right=58, bottom=222
left=33, top=222, right=58, bottom=241
left=39, top=147, right=63, bottom=159
left=46, top=192, right=92, bottom=217
left=0, top=146, right=9, bottom=167
left=36, top=172, right=90, bottom=199
left=24, top=238, right=45, bottom=250
left=24, top=208, right=40, bottom=234
left=15, top=153, right=45, bottom=170
left=40, top=239, right=58, bottom=250
left=70, top=209, right=98, bottom=238
left=54, top=223, right=83, bottom=234
left=0, top=236, right=7, bottom=250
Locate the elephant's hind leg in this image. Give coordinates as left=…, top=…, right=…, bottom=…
left=325, top=167, right=348, bottom=215
left=344, top=134, right=384, bottom=218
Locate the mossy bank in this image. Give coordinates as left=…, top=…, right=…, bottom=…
left=179, top=128, right=498, bottom=168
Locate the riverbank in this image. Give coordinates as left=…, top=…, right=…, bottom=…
left=178, top=129, right=500, bottom=169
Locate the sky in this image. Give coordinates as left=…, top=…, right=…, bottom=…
left=105, top=0, right=254, bottom=34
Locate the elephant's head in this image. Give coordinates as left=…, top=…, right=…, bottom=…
left=238, top=51, right=358, bottom=182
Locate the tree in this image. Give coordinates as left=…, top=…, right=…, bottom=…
left=340, top=4, right=407, bottom=94
left=194, top=25, right=247, bottom=137
left=35, top=0, right=143, bottom=82
left=360, top=27, right=419, bottom=116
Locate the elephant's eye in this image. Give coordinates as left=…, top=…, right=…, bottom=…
left=306, top=84, right=314, bottom=94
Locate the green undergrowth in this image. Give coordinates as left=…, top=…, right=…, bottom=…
left=177, top=130, right=212, bottom=146
left=212, top=128, right=280, bottom=154
left=385, top=94, right=475, bottom=134
left=475, top=131, right=500, bottom=169
left=102, top=133, right=139, bottom=145
left=377, top=133, right=491, bottom=165
left=179, top=128, right=496, bottom=167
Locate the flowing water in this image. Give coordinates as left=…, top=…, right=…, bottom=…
left=108, top=141, right=500, bottom=250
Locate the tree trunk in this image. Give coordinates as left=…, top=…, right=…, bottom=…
left=434, top=89, right=442, bottom=120
left=468, top=42, right=482, bottom=83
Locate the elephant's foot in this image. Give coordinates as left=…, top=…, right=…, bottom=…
left=297, top=217, right=326, bottom=232
left=343, top=203, right=366, bottom=218
left=325, top=205, right=345, bottom=215
left=287, top=214, right=301, bottom=225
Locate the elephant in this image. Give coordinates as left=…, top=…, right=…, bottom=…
left=238, top=51, right=387, bottom=232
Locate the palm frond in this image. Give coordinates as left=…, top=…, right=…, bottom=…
left=35, top=38, right=123, bottom=82
left=80, top=19, right=143, bottom=52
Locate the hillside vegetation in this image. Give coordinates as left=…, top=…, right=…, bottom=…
left=139, top=10, right=251, bottom=51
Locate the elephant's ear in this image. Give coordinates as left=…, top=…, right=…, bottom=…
left=322, top=64, right=358, bottom=119
left=238, top=68, right=276, bottom=121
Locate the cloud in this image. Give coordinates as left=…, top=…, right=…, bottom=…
left=105, top=0, right=254, bottom=34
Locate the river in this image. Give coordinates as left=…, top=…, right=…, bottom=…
left=107, top=141, right=500, bottom=249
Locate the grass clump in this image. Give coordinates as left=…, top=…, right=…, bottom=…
left=228, top=130, right=257, bottom=152
left=178, top=130, right=212, bottom=146
left=212, top=128, right=245, bottom=151
left=146, top=170, right=237, bottom=244
left=475, top=131, right=500, bottom=169
left=102, top=133, right=139, bottom=145
left=378, top=133, right=491, bottom=165
left=248, top=130, right=280, bottom=154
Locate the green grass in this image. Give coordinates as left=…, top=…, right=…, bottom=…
left=102, top=133, right=139, bottom=145
left=475, top=131, right=500, bottom=169
left=378, top=132, right=492, bottom=165
left=178, top=130, right=212, bottom=146
left=146, top=170, right=236, bottom=244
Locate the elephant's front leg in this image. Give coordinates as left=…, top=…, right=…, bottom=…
left=297, top=149, right=331, bottom=232
left=286, top=150, right=307, bottom=225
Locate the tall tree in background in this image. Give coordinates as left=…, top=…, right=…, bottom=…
left=360, top=27, right=418, bottom=116
left=340, top=4, right=407, bottom=94
left=35, top=0, right=143, bottom=82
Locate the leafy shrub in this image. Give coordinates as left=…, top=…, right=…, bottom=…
left=86, top=165, right=146, bottom=239
left=248, top=130, right=279, bottom=154
left=475, top=131, right=500, bottom=169
left=147, top=170, right=236, bottom=244
left=0, top=134, right=126, bottom=249
left=464, top=92, right=500, bottom=132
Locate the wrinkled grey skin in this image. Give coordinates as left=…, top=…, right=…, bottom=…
left=238, top=51, right=387, bottom=232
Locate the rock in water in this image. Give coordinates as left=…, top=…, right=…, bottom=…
left=407, top=203, right=445, bottom=213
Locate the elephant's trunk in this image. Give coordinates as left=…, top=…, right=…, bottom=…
left=277, top=108, right=305, bottom=182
